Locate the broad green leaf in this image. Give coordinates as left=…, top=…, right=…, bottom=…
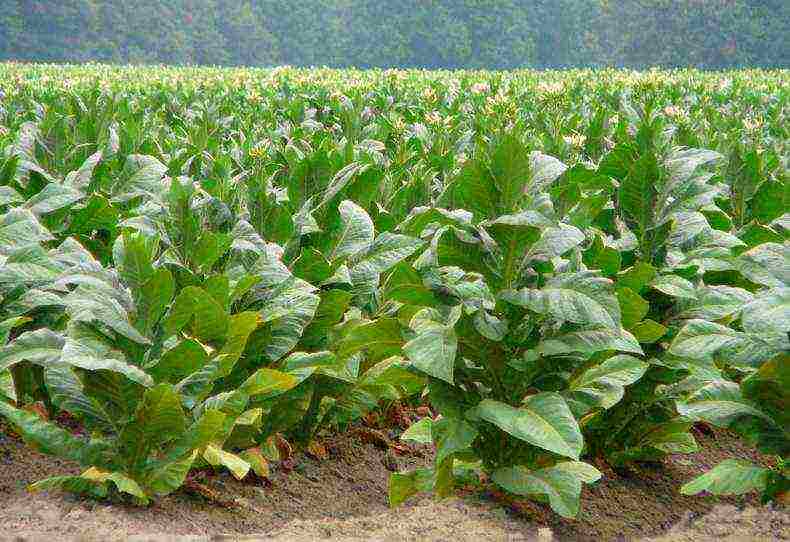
left=216, top=311, right=261, bottom=374
left=114, top=154, right=167, bottom=200
left=282, top=351, right=337, bottom=372
left=631, top=320, right=667, bottom=343
left=617, top=262, right=657, bottom=294
left=193, top=231, right=232, bottom=271
left=485, top=212, right=545, bottom=286
left=736, top=243, right=789, bottom=288
left=473, top=309, right=508, bottom=341
left=321, top=162, right=369, bottom=206
left=113, top=233, right=156, bottom=294
left=502, top=271, right=620, bottom=329
left=433, top=417, right=478, bottom=464
left=291, top=248, right=332, bottom=284
left=677, top=285, right=753, bottom=321
left=330, top=200, right=374, bottom=261
left=741, top=288, right=789, bottom=336
left=240, top=368, right=298, bottom=397
left=737, top=222, right=783, bottom=248
left=616, top=287, right=648, bottom=329
left=257, top=279, right=320, bottom=362
left=650, top=275, right=697, bottom=300
left=44, top=365, right=113, bottom=432
left=25, top=183, right=84, bottom=216
left=301, top=289, right=353, bottom=347
left=618, top=153, right=659, bottom=243
left=0, top=329, right=64, bottom=371
left=583, top=234, right=621, bottom=276
left=669, top=319, right=785, bottom=366
left=741, top=354, right=790, bottom=421
left=676, top=380, right=774, bottom=427
left=357, top=232, right=424, bottom=273
left=529, top=151, right=568, bottom=194
left=669, top=320, right=739, bottom=359
left=164, top=286, right=228, bottom=342
left=0, top=244, right=62, bottom=285
left=135, top=268, right=175, bottom=337
left=68, top=195, right=119, bottom=235
left=119, top=384, right=186, bottom=470
left=568, top=355, right=649, bottom=410
left=149, top=339, right=209, bottom=383
left=404, top=321, right=456, bottom=384
left=530, top=224, right=585, bottom=259
left=65, top=284, right=150, bottom=345
left=639, top=422, right=699, bottom=454
left=476, top=395, right=582, bottom=460
left=0, top=186, right=23, bottom=206
left=751, top=179, right=789, bottom=224
left=383, top=263, right=439, bottom=306
left=157, top=410, right=227, bottom=465
left=338, top=318, right=404, bottom=363
left=145, top=450, right=198, bottom=497
left=0, top=209, right=54, bottom=250
left=60, top=331, right=153, bottom=388
left=0, top=401, right=112, bottom=467
left=539, top=328, right=643, bottom=357
left=64, top=150, right=102, bottom=190
left=29, top=475, right=109, bottom=499
left=681, top=460, right=769, bottom=496
left=388, top=467, right=435, bottom=507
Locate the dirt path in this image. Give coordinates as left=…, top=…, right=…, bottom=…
left=0, top=429, right=787, bottom=541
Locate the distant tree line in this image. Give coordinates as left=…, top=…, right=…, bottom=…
left=1, top=1, right=787, bottom=69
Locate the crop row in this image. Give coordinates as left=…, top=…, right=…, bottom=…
left=0, top=64, right=787, bottom=515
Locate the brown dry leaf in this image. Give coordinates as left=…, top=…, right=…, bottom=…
left=385, top=403, right=413, bottom=429
left=22, top=401, right=49, bottom=421
left=182, top=480, right=239, bottom=509
left=593, top=456, right=617, bottom=479
left=261, top=435, right=280, bottom=461
left=240, top=447, right=270, bottom=479
left=355, top=427, right=392, bottom=449
left=415, top=406, right=431, bottom=417
left=363, top=412, right=379, bottom=427
left=306, top=440, right=328, bottom=460
left=274, top=433, right=293, bottom=461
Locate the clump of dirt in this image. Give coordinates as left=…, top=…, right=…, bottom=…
left=0, top=428, right=787, bottom=541
left=646, top=504, right=790, bottom=542
left=523, top=430, right=781, bottom=541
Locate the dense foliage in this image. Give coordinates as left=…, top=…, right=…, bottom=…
left=1, top=1, right=788, bottom=69
left=0, top=63, right=787, bottom=513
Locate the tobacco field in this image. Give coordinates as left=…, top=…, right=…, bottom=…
left=0, top=63, right=787, bottom=536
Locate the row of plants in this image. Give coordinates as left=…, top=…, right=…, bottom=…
left=0, top=64, right=787, bottom=516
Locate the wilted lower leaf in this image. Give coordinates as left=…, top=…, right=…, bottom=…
left=492, top=461, right=600, bottom=518
left=681, top=460, right=769, bottom=496
left=204, top=444, right=250, bottom=480
left=388, top=468, right=435, bottom=507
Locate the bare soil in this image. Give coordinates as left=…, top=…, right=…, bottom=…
left=0, top=428, right=787, bottom=541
